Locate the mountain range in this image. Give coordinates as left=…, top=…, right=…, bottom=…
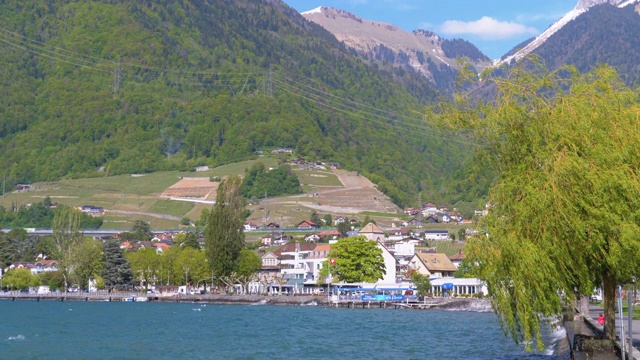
left=0, top=0, right=473, bottom=209
left=301, top=6, right=491, bottom=93
left=302, top=0, right=640, bottom=88
left=1, top=0, right=639, bottom=213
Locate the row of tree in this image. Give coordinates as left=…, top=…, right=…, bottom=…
left=0, top=197, right=103, bottom=229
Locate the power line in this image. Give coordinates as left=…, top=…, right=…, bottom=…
left=0, top=28, right=469, bottom=144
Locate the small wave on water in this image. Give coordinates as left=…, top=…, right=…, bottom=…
left=191, top=308, right=201, bottom=312
left=250, top=299, right=268, bottom=306
left=6, top=335, right=25, bottom=342
left=300, top=301, right=318, bottom=306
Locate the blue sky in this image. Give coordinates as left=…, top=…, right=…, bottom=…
left=282, top=0, right=578, bottom=59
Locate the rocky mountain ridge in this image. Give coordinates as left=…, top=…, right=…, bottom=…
left=301, top=6, right=491, bottom=92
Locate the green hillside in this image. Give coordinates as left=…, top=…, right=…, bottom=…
left=0, top=0, right=473, bottom=207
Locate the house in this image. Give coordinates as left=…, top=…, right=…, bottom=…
left=449, top=251, right=466, bottom=268
left=120, top=241, right=135, bottom=250
left=424, top=229, right=449, bottom=241
left=424, top=216, right=439, bottom=224
left=334, top=216, right=346, bottom=225
left=261, top=235, right=272, bottom=247
left=15, top=184, right=32, bottom=192
left=357, top=223, right=397, bottom=284
left=261, top=252, right=279, bottom=267
left=273, top=238, right=289, bottom=246
left=430, top=277, right=487, bottom=297
left=152, top=242, right=170, bottom=253
left=265, top=222, right=280, bottom=229
left=402, top=218, right=420, bottom=227
left=404, top=208, right=420, bottom=216
left=243, top=222, right=258, bottom=231
left=409, top=253, right=457, bottom=279
left=80, top=205, right=104, bottom=215
left=296, top=220, right=317, bottom=229
left=317, top=230, right=340, bottom=241
left=387, top=228, right=411, bottom=241
left=9, top=260, right=58, bottom=275
left=304, top=233, right=321, bottom=242
left=421, top=203, right=438, bottom=216
left=358, top=222, right=385, bottom=242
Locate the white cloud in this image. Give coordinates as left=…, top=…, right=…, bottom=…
left=440, top=16, right=538, bottom=40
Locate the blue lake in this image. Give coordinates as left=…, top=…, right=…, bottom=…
left=0, top=300, right=569, bottom=359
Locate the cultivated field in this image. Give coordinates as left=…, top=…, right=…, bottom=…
left=1, top=157, right=408, bottom=230
left=246, top=167, right=403, bottom=228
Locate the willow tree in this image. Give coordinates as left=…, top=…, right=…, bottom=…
left=204, top=175, right=246, bottom=280
left=436, top=63, right=640, bottom=348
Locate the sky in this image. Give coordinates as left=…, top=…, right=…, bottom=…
left=282, top=0, right=578, bottom=60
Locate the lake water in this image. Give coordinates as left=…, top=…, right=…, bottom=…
left=1, top=300, right=569, bottom=359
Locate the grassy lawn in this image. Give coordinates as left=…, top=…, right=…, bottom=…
left=147, top=199, right=195, bottom=218
left=418, top=241, right=465, bottom=256
left=296, top=169, right=343, bottom=187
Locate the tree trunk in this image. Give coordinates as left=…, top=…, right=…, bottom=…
left=603, top=269, right=617, bottom=340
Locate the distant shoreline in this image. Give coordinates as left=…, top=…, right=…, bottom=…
left=0, top=292, right=493, bottom=311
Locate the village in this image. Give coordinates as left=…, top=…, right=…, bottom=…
left=2, top=212, right=485, bottom=302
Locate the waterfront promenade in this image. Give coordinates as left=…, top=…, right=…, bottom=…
left=0, top=291, right=490, bottom=310
left=584, top=303, right=640, bottom=360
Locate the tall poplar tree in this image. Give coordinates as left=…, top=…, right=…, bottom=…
left=204, top=175, right=246, bottom=279
left=436, top=63, right=640, bottom=348
left=51, top=205, right=84, bottom=291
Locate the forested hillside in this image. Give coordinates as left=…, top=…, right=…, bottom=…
left=0, top=0, right=474, bottom=207
left=531, top=3, right=640, bottom=86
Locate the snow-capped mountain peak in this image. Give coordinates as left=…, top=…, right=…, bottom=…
left=496, top=0, right=639, bottom=66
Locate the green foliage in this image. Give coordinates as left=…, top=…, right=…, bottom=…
left=240, top=163, right=301, bottom=199
left=68, top=237, right=103, bottom=289
left=439, top=63, right=640, bottom=347
left=51, top=206, right=85, bottom=289
left=101, top=239, right=134, bottom=290
left=40, top=270, right=64, bottom=291
left=204, top=175, right=245, bottom=277
left=310, top=211, right=321, bottom=226
left=131, top=220, right=153, bottom=240
left=322, top=214, right=333, bottom=228
left=0, top=200, right=102, bottom=229
left=411, top=273, right=432, bottom=297
left=236, top=249, right=261, bottom=277
left=2, top=267, right=38, bottom=290
left=0, top=0, right=472, bottom=208
left=320, top=235, right=385, bottom=283
left=0, top=230, right=38, bottom=265
left=336, top=220, right=351, bottom=236
left=182, top=232, right=201, bottom=250
left=172, top=247, right=208, bottom=286
left=453, top=258, right=475, bottom=278
left=126, top=247, right=161, bottom=291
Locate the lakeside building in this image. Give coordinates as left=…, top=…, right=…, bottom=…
left=430, top=277, right=486, bottom=297
left=8, top=260, right=59, bottom=275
